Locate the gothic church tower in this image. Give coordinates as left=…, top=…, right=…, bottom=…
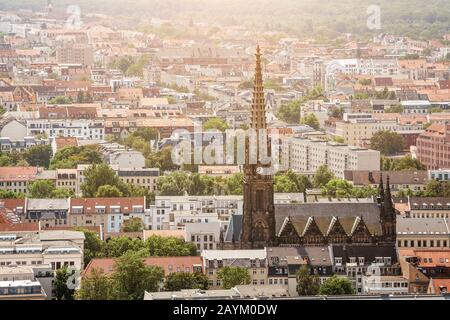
left=241, top=46, right=276, bottom=249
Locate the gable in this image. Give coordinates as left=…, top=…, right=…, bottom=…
left=351, top=218, right=373, bottom=243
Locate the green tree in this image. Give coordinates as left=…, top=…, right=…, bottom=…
left=145, top=235, right=197, bottom=257
left=157, top=171, right=191, bottom=196
left=276, top=100, right=301, bottom=123
left=313, top=165, right=335, bottom=188
left=23, top=145, right=52, bottom=168
left=146, top=147, right=179, bottom=172
left=48, top=96, right=73, bottom=104
left=126, top=183, right=155, bottom=203
left=319, top=275, right=354, bottom=295
left=50, top=145, right=103, bottom=169
left=28, top=179, right=55, bottom=198
left=74, top=228, right=104, bottom=266
left=423, top=180, right=450, bottom=197
left=101, top=237, right=147, bottom=258
left=164, top=272, right=209, bottom=291
left=359, top=79, right=372, bottom=85
left=95, top=185, right=123, bottom=198
left=225, top=173, right=244, bottom=195
left=274, top=174, right=298, bottom=193
left=112, top=251, right=165, bottom=300
left=329, top=106, right=344, bottom=119
left=0, top=190, right=25, bottom=199
left=54, top=266, right=75, bottom=300
left=396, top=188, right=415, bottom=197
left=351, top=185, right=379, bottom=198
left=322, top=178, right=353, bottom=198
left=296, top=265, right=320, bottom=296
left=217, top=266, right=251, bottom=289
left=370, top=131, right=405, bottom=156
left=203, top=117, right=229, bottom=132
left=381, top=155, right=425, bottom=171
left=384, top=105, right=404, bottom=113
left=0, top=153, right=12, bottom=166
left=51, top=188, right=75, bottom=198
left=128, top=127, right=159, bottom=141
left=75, top=268, right=114, bottom=300
left=81, top=163, right=126, bottom=197
left=300, top=113, right=320, bottom=130
left=121, top=217, right=144, bottom=232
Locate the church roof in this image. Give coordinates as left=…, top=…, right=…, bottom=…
left=274, top=202, right=382, bottom=235
left=225, top=214, right=242, bottom=243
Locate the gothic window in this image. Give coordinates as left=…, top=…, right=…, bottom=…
left=278, top=221, right=300, bottom=244
left=352, top=220, right=372, bottom=243
left=256, top=190, right=264, bottom=211
left=253, top=220, right=267, bottom=242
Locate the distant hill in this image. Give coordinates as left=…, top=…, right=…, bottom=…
left=1, top=0, right=449, bottom=40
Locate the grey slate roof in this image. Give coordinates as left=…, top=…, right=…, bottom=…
left=332, top=245, right=398, bottom=264
left=396, top=217, right=450, bottom=234
left=226, top=201, right=384, bottom=243
left=275, top=202, right=382, bottom=234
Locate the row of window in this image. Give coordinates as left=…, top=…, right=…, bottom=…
left=398, top=239, right=448, bottom=248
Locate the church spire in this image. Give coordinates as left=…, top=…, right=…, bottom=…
left=251, top=45, right=267, bottom=130
left=379, top=172, right=385, bottom=198
left=385, top=175, right=393, bottom=211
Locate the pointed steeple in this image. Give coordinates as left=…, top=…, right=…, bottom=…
left=251, top=45, right=267, bottom=130
left=385, top=175, right=394, bottom=211
left=379, top=172, right=385, bottom=197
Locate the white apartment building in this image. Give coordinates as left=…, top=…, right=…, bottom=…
left=281, top=137, right=380, bottom=178
left=147, top=194, right=304, bottom=231
left=148, top=195, right=243, bottom=231
left=326, top=58, right=399, bottom=76
left=185, top=222, right=222, bottom=252
left=27, top=118, right=104, bottom=140
left=362, top=265, right=409, bottom=295
left=0, top=230, right=85, bottom=271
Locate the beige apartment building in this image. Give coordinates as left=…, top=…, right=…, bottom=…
left=56, top=169, right=78, bottom=194
left=117, top=168, right=159, bottom=193
left=0, top=167, right=38, bottom=194
left=397, top=217, right=450, bottom=249
left=56, top=43, right=93, bottom=66
left=201, top=250, right=267, bottom=289
left=281, top=136, right=380, bottom=178
left=334, top=118, right=398, bottom=147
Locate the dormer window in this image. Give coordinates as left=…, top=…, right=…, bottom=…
left=95, top=206, right=106, bottom=214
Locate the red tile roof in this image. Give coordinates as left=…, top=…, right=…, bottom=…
left=400, top=249, right=450, bottom=268
left=1, top=199, right=26, bottom=211
left=0, top=167, right=38, bottom=182
left=84, top=256, right=203, bottom=277
left=0, top=207, right=39, bottom=232
left=428, top=278, right=450, bottom=294
left=70, top=197, right=145, bottom=214
left=54, top=137, right=78, bottom=149
left=374, top=77, right=394, bottom=87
